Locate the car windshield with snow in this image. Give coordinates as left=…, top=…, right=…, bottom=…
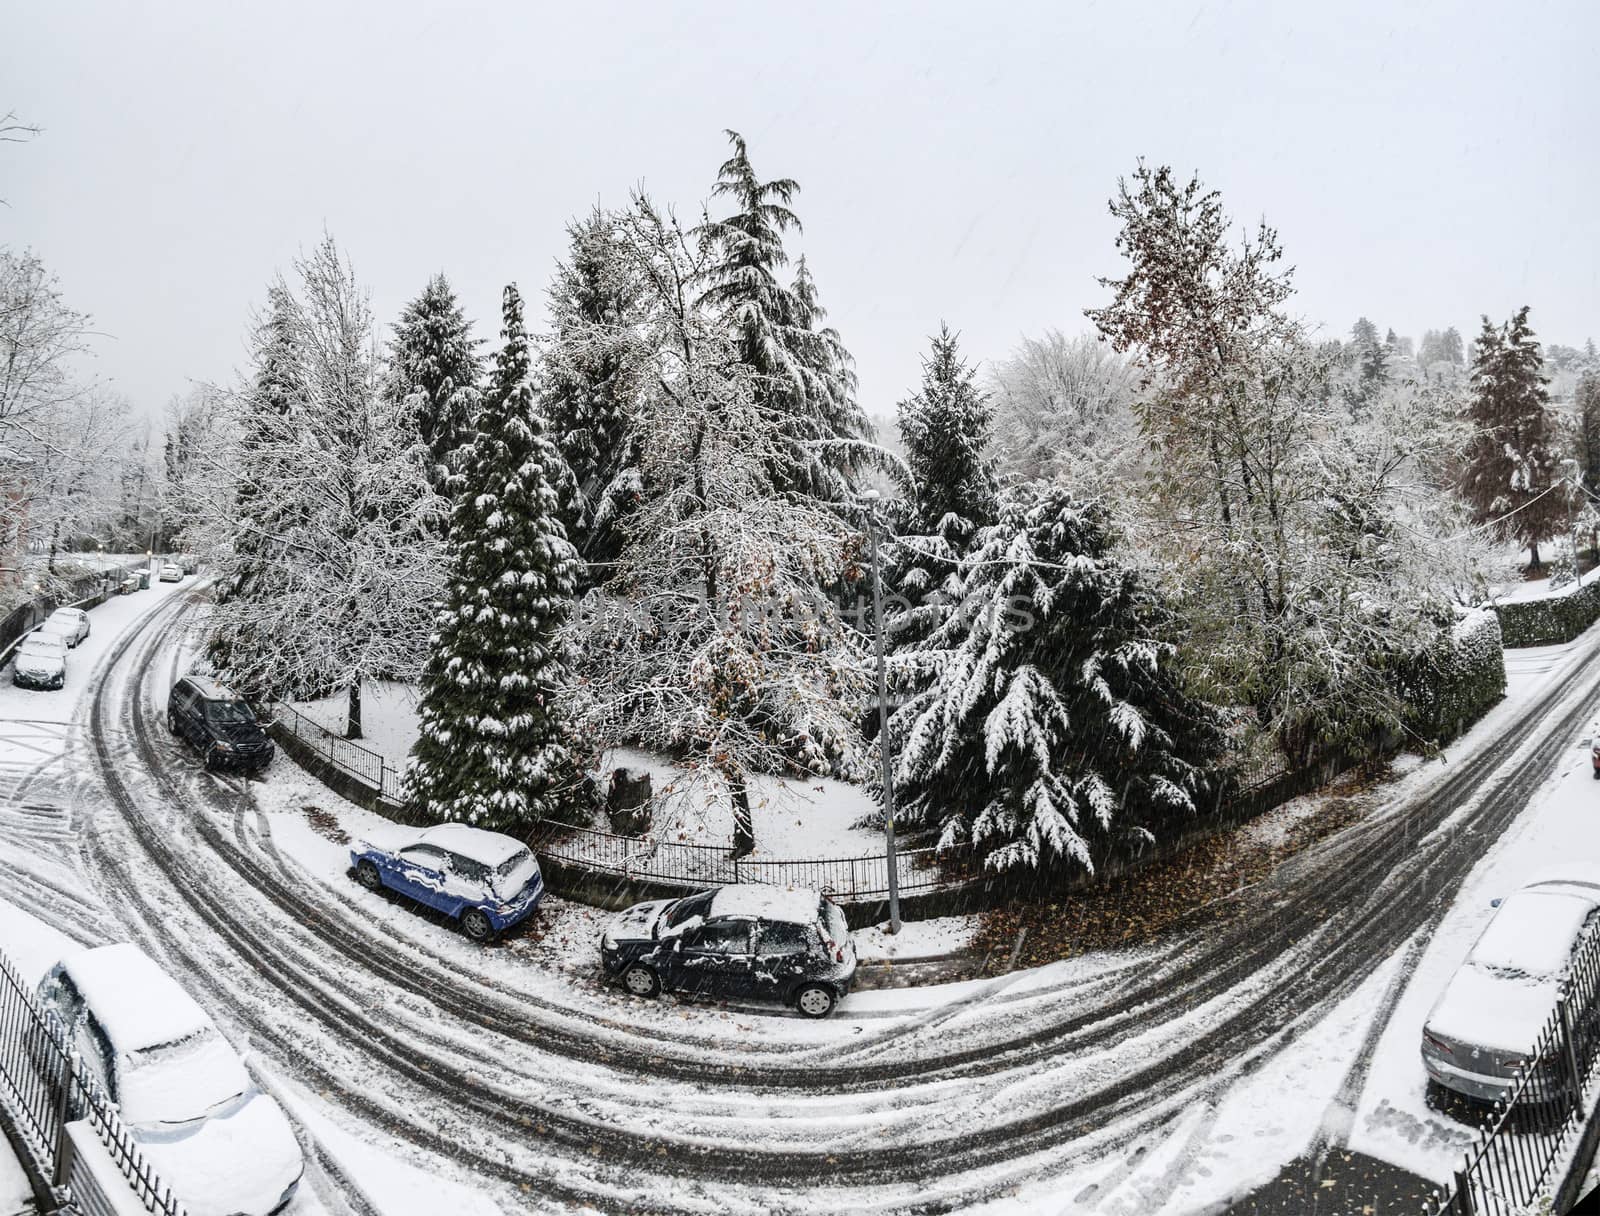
left=349, top=822, right=545, bottom=942
left=35, top=943, right=304, bottom=1216
left=600, top=883, right=857, bottom=1017
left=1421, top=875, right=1600, bottom=1104
left=11, top=634, right=68, bottom=690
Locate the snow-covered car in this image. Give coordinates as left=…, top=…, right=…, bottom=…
left=35, top=615, right=84, bottom=649
left=350, top=823, right=544, bottom=942
left=179, top=553, right=200, bottom=574
left=11, top=634, right=68, bottom=690
left=35, top=943, right=304, bottom=1216
left=168, top=675, right=275, bottom=772
left=600, top=884, right=857, bottom=1017
left=43, top=606, right=91, bottom=646
left=1422, top=874, right=1600, bottom=1104
left=160, top=561, right=183, bottom=582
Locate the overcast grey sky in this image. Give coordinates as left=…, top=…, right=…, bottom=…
left=3, top=0, right=1595, bottom=419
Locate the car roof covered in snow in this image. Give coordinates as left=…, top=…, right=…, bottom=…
left=1468, top=887, right=1599, bottom=977
left=59, top=943, right=215, bottom=1054
left=178, top=675, right=238, bottom=701
left=709, top=884, right=823, bottom=925
left=47, top=607, right=85, bottom=620
left=416, top=822, right=527, bottom=866
left=19, top=633, right=67, bottom=652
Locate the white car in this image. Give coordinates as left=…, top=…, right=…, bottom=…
left=43, top=607, right=90, bottom=646
left=159, top=561, right=184, bottom=583
left=1422, top=874, right=1600, bottom=1104
left=36, top=943, right=304, bottom=1216
left=12, top=633, right=68, bottom=690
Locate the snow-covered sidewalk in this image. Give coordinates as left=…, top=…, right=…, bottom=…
left=0, top=1137, right=33, bottom=1216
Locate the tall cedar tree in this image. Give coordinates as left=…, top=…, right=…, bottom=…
left=889, top=483, right=1223, bottom=877
left=1577, top=371, right=1600, bottom=498
left=541, top=208, right=649, bottom=579
left=1460, top=307, right=1562, bottom=569
left=696, top=130, right=867, bottom=501
left=208, top=285, right=310, bottom=697
left=386, top=274, right=483, bottom=495
left=888, top=324, right=999, bottom=644
left=405, top=285, right=581, bottom=830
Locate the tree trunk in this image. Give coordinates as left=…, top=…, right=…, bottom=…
left=346, top=682, right=363, bottom=740
left=730, top=772, right=754, bottom=859
left=1529, top=542, right=1542, bottom=573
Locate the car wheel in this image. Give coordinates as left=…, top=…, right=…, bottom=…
left=1592, top=768, right=1600, bottom=780
left=460, top=908, right=495, bottom=943
left=355, top=860, right=382, bottom=892
left=621, top=964, right=660, bottom=998
left=795, top=983, right=837, bottom=1019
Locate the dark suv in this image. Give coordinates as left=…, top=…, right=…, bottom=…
left=168, top=675, right=275, bottom=773
left=600, top=884, right=857, bottom=1017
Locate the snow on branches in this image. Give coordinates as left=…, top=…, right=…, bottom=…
left=206, top=237, right=444, bottom=729
left=566, top=196, right=869, bottom=856
left=889, top=483, right=1224, bottom=878
left=405, top=285, right=581, bottom=831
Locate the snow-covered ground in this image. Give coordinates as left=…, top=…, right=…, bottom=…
left=289, top=682, right=889, bottom=858
left=0, top=1132, right=32, bottom=1216
left=1488, top=558, right=1600, bottom=604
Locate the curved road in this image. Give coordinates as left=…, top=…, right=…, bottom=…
left=35, top=588, right=1600, bottom=1212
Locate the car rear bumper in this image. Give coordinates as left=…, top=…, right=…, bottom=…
left=1423, top=1053, right=1515, bottom=1103
left=12, top=671, right=65, bottom=690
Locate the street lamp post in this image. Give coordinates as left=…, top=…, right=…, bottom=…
left=862, top=491, right=902, bottom=935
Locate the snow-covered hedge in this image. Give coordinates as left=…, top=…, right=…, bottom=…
left=1493, top=578, right=1600, bottom=648
left=1396, top=607, right=1506, bottom=746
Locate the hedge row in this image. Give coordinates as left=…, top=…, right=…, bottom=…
left=1404, top=608, right=1507, bottom=746
left=1492, top=576, right=1600, bottom=648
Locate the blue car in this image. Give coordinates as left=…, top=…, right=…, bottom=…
left=349, top=823, right=544, bottom=942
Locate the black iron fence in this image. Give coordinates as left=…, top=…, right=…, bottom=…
left=0, top=948, right=188, bottom=1216
left=1422, top=925, right=1600, bottom=1215
left=528, top=816, right=974, bottom=903
left=269, top=700, right=406, bottom=805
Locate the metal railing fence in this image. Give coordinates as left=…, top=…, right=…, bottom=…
left=269, top=700, right=406, bottom=805
left=0, top=947, right=188, bottom=1216
left=1422, top=925, right=1600, bottom=1215
left=527, top=816, right=972, bottom=903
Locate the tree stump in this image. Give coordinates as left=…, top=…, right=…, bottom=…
left=606, top=767, right=653, bottom=836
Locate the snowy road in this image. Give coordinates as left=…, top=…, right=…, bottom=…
left=6, top=587, right=1600, bottom=1213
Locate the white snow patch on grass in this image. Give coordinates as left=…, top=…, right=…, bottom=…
left=854, top=915, right=976, bottom=961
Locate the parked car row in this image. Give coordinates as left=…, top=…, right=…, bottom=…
left=10, top=606, right=92, bottom=690
left=346, top=825, right=858, bottom=1015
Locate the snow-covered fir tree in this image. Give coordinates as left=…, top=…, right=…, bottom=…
left=405, top=284, right=581, bottom=830
left=1576, top=371, right=1600, bottom=501
left=207, top=238, right=442, bottom=732
left=696, top=130, right=870, bottom=502
left=1460, top=306, right=1562, bottom=569
left=889, top=483, right=1224, bottom=877
left=386, top=274, right=483, bottom=496
left=539, top=207, right=650, bottom=579
left=571, top=195, right=868, bottom=855
left=887, top=324, right=998, bottom=643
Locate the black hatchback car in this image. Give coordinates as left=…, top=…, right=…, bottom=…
left=600, top=884, right=857, bottom=1017
left=168, top=675, right=275, bottom=773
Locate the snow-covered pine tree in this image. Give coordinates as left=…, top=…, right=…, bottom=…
left=1460, top=307, right=1562, bottom=570
left=1577, top=371, right=1600, bottom=500
left=1348, top=317, right=1389, bottom=409
left=696, top=130, right=870, bottom=502
left=570, top=195, right=868, bottom=856
left=887, top=324, right=998, bottom=643
left=540, top=207, right=650, bottom=580
left=889, top=483, right=1223, bottom=877
left=405, top=284, right=581, bottom=830
left=386, top=274, right=483, bottom=496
